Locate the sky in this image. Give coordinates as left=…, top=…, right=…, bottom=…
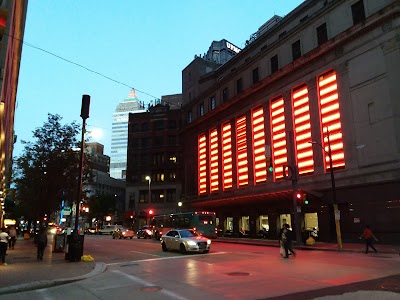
left=14, top=0, right=304, bottom=158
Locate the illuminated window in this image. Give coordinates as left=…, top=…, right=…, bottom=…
left=317, top=70, right=345, bottom=171
left=270, top=97, right=288, bottom=180
left=292, top=84, right=314, bottom=175
left=198, top=134, right=207, bottom=194
left=222, top=122, right=233, bottom=190
left=251, top=106, right=267, bottom=184
left=236, top=116, right=248, bottom=187
left=209, top=128, right=219, bottom=192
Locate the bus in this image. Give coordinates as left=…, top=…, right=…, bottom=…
left=151, top=211, right=217, bottom=239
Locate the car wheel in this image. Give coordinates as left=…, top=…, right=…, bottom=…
left=203, top=250, right=209, bottom=254
left=120, top=236, right=122, bottom=239
left=162, top=242, right=168, bottom=252
left=137, top=236, right=140, bottom=239
left=130, top=237, right=133, bottom=239
left=180, top=244, right=187, bottom=254
left=112, top=235, right=115, bottom=239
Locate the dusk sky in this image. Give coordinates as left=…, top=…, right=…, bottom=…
left=14, top=0, right=304, bottom=157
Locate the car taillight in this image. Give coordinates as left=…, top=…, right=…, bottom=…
left=122, top=232, right=126, bottom=235
left=193, top=227, right=196, bottom=231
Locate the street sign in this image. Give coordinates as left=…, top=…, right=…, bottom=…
left=265, top=145, right=271, bottom=158
left=334, top=210, right=340, bottom=221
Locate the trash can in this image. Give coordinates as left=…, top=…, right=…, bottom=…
left=53, top=234, right=66, bottom=253
left=65, top=232, right=84, bottom=262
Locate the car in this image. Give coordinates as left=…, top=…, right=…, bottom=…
left=98, top=225, right=122, bottom=235
left=136, top=225, right=154, bottom=239
left=85, top=228, right=98, bottom=235
left=112, top=227, right=135, bottom=239
left=160, top=229, right=211, bottom=254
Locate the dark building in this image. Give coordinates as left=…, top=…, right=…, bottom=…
left=126, top=97, right=183, bottom=230
left=181, top=0, right=400, bottom=243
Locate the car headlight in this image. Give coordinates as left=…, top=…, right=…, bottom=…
left=207, top=240, right=211, bottom=245
left=122, top=232, right=126, bottom=235
left=145, top=230, right=152, bottom=235
left=50, top=228, right=57, bottom=234
left=187, top=241, right=197, bottom=246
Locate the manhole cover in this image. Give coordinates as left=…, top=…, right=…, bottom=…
left=381, top=280, right=400, bottom=291
left=227, top=272, right=250, bottom=276
left=140, top=286, right=162, bottom=292
left=120, top=263, right=138, bottom=267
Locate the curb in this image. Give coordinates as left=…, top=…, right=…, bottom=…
left=213, top=239, right=399, bottom=254
left=0, top=262, right=107, bottom=296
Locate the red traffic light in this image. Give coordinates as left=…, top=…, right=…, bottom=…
left=148, top=209, right=154, bottom=215
left=296, top=192, right=302, bottom=199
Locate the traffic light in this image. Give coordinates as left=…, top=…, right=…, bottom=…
left=296, top=190, right=308, bottom=205
left=148, top=209, right=154, bottom=216
left=266, top=157, right=274, bottom=173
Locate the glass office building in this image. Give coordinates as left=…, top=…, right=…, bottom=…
left=110, top=89, right=145, bottom=179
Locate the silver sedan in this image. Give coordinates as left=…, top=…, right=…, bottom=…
left=160, top=229, right=211, bottom=254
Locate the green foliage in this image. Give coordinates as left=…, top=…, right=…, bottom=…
left=13, top=114, right=93, bottom=220
left=86, top=193, right=116, bottom=220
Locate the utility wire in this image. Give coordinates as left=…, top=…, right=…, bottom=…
left=5, top=32, right=161, bottom=101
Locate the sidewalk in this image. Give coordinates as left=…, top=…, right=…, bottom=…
left=0, top=235, right=106, bottom=295
left=0, top=235, right=398, bottom=296
left=214, top=237, right=400, bottom=254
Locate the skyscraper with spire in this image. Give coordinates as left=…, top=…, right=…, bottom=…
left=110, top=89, right=145, bottom=179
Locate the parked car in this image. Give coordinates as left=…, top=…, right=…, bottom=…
left=160, top=229, right=211, bottom=254
left=112, top=227, right=135, bottom=239
left=136, top=225, right=154, bottom=239
left=98, top=225, right=122, bottom=235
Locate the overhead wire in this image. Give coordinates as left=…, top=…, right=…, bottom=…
left=5, top=32, right=162, bottom=102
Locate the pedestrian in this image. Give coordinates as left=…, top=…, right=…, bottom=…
left=359, top=225, right=378, bottom=254
left=279, top=224, right=296, bottom=258
left=35, top=227, right=48, bottom=261
left=0, top=227, right=9, bottom=265
left=8, top=225, right=17, bottom=249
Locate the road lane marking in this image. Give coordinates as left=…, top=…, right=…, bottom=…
left=106, top=251, right=227, bottom=266
left=112, top=270, right=189, bottom=300
left=130, top=250, right=160, bottom=256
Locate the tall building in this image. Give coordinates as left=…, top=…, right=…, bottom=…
left=110, top=89, right=145, bottom=180
left=0, top=0, right=28, bottom=226
left=181, top=0, right=400, bottom=243
left=125, top=95, right=183, bottom=230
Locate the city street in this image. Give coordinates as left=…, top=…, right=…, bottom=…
left=2, top=235, right=400, bottom=299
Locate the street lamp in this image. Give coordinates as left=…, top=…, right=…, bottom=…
left=309, top=127, right=343, bottom=249
left=145, top=176, right=151, bottom=202
left=178, top=201, right=182, bottom=213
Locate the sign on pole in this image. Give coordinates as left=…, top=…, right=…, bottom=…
left=265, top=145, right=271, bottom=158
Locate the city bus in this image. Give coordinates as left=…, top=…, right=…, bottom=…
left=151, top=211, right=217, bottom=239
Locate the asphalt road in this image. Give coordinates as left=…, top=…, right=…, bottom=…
left=3, top=235, right=400, bottom=299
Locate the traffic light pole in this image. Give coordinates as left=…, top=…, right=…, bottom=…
left=287, top=130, right=303, bottom=246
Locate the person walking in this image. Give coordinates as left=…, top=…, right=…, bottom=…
left=359, top=225, right=378, bottom=254
left=8, top=225, right=17, bottom=249
left=0, top=227, right=9, bottom=265
left=280, top=224, right=296, bottom=258
left=35, top=227, right=48, bottom=261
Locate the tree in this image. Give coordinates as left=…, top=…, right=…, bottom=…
left=13, top=114, right=93, bottom=222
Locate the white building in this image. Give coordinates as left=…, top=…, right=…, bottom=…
left=110, top=90, right=145, bottom=179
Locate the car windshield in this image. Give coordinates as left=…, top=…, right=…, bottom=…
left=179, top=230, right=199, bottom=238
left=120, top=228, right=127, bottom=231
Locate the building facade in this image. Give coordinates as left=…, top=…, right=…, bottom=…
left=0, top=0, right=28, bottom=226
left=125, top=96, right=183, bottom=229
left=84, top=142, right=125, bottom=225
left=181, top=0, right=400, bottom=243
left=110, top=89, right=146, bottom=180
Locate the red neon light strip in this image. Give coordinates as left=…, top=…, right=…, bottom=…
left=270, top=97, right=288, bottom=180
left=209, top=128, right=219, bottom=192
left=292, top=84, right=314, bottom=175
left=198, top=134, right=207, bottom=194
left=222, top=122, right=233, bottom=190
left=318, top=70, right=345, bottom=170
left=252, top=106, right=267, bottom=183
left=236, top=116, right=248, bottom=187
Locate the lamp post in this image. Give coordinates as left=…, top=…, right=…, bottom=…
left=309, top=127, right=343, bottom=249
left=75, top=95, right=90, bottom=232
left=145, top=176, right=151, bottom=202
